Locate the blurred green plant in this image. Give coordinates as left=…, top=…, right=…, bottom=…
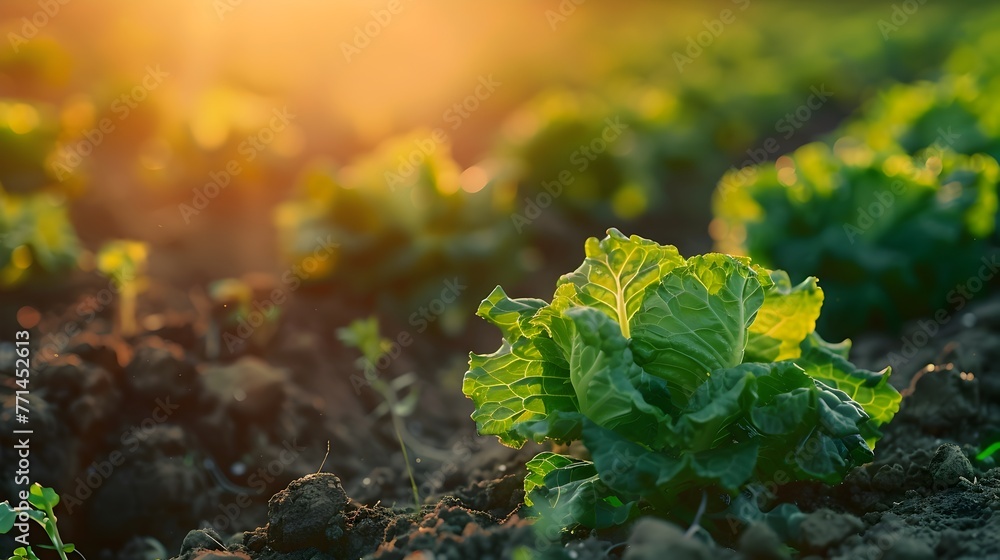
left=268, top=7, right=1000, bottom=326
left=836, top=24, right=1000, bottom=162
left=0, top=97, right=84, bottom=291
left=95, top=240, right=149, bottom=337
left=0, top=189, right=80, bottom=289
left=0, top=100, right=69, bottom=195
left=0, top=483, right=78, bottom=560
left=496, top=89, right=657, bottom=225
left=491, top=3, right=994, bottom=239
left=275, top=130, right=523, bottom=334
left=712, top=141, right=999, bottom=338
left=206, top=276, right=281, bottom=359
left=837, top=73, right=1000, bottom=161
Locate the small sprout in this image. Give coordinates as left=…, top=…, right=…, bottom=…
left=10, top=547, right=40, bottom=560
left=0, top=483, right=79, bottom=560
left=338, top=316, right=421, bottom=512
left=208, top=278, right=254, bottom=306
left=95, top=240, right=149, bottom=337
left=206, top=275, right=281, bottom=359
left=337, top=316, right=392, bottom=373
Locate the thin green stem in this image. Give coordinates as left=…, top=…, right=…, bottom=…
left=386, top=390, right=421, bottom=513
left=42, top=506, right=69, bottom=560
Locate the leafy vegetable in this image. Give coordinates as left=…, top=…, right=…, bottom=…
left=463, top=229, right=900, bottom=532
left=0, top=483, right=78, bottom=560
left=836, top=72, right=1000, bottom=162
left=712, top=142, right=999, bottom=338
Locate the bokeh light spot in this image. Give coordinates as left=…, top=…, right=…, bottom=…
left=17, top=306, right=41, bottom=329
left=459, top=166, right=489, bottom=193
left=11, top=245, right=33, bottom=270
left=7, top=103, right=40, bottom=134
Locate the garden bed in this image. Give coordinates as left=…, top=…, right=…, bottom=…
left=3, top=274, right=998, bottom=560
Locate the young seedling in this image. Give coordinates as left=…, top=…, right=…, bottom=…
left=95, top=240, right=149, bottom=337
left=338, top=316, right=422, bottom=513
left=205, top=276, right=280, bottom=359
left=0, top=483, right=79, bottom=560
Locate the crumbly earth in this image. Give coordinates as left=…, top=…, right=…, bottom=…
left=3, top=285, right=999, bottom=559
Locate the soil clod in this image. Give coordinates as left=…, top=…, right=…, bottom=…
left=930, top=443, right=975, bottom=487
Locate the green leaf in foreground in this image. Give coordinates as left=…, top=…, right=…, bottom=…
left=524, top=452, right=636, bottom=529
left=796, top=332, right=900, bottom=441
left=0, top=502, right=15, bottom=533
left=750, top=362, right=875, bottom=482
left=463, top=229, right=900, bottom=534
left=27, top=483, right=59, bottom=510
left=632, top=253, right=766, bottom=402
left=583, top=419, right=759, bottom=498
left=4, top=484, right=75, bottom=560
left=477, top=286, right=548, bottom=342
left=11, top=547, right=41, bottom=560
left=745, top=270, right=824, bottom=362
left=549, top=306, right=674, bottom=448
left=464, top=337, right=576, bottom=447
left=557, top=228, right=685, bottom=338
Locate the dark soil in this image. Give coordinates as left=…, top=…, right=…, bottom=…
left=3, top=280, right=1000, bottom=559
left=0, top=280, right=525, bottom=557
